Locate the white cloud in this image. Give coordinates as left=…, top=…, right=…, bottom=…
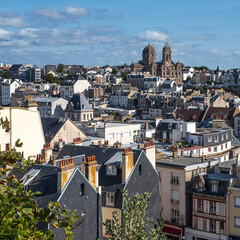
left=210, top=49, right=228, bottom=56
left=138, top=31, right=168, bottom=42
left=19, top=28, right=38, bottom=38
left=65, top=6, right=90, bottom=18
left=34, top=8, right=64, bottom=20
left=0, top=16, right=24, bottom=27
left=0, top=29, right=13, bottom=40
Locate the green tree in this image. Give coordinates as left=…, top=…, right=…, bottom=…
left=0, top=115, right=83, bottom=239
left=112, top=68, right=118, bottom=74
left=45, top=73, right=61, bottom=84
left=57, top=64, right=64, bottom=73
left=105, top=191, right=167, bottom=240
left=121, top=72, right=128, bottom=81
left=0, top=71, right=10, bottom=78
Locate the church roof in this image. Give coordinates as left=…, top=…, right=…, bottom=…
left=142, top=43, right=156, bottom=55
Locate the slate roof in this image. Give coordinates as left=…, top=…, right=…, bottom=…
left=61, top=75, right=86, bottom=85
left=69, top=94, right=92, bottom=111
left=56, top=145, right=142, bottom=186
left=41, top=117, right=66, bottom=143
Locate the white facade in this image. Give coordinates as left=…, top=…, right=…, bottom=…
left=90, top=122, right=141, bottom=146
left=60, top=80, right=91, bottom=100
left=144, top=77, right=163, bottom=90
left=182, top=67, right=195, bottom=81
left=1, top=80, right=20, bottom=105
left=32, top=97, right=68, bottom=117
left=0, top=107, right=45, bottom=158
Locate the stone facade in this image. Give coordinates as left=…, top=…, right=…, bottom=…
left=131, top=42, right=182, bottom=84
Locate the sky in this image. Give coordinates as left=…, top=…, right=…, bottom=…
left=0, top=0, right=240, bottom=69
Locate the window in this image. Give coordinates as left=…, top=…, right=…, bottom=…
left=80, top=183, right=84, bottom=196
left=215, top=136, right=218, bottom=142
left=208, top=147, right=211, bottom=153
left=235, top=217, right=240, bottom=228
left=6, top=144, right=9, bottom=151
left=214, top=147, right=217, bottom=152
left=106, top=192, right=114, bottom=206
left=107, top=133, right=114, bottom=140
left=171, top=174, right=179, bottom=185
left=221, top=145, right=223, bottom=151
left=211, top=183, right=218, bottom=192
left=171, top=190, right=179, bottom=204
left=225, top=143, right=228, bottom=149
left=210, top=220, right=216, bottom=233
left=208, top=136, right=212, bottom=142
left=198, top=181, right=204, bottom=191
left=139, top=165, right=142, bottom=175
left=210, top=201, right=216, bottom=214
left=107, top=166, right=117, bottom=175
left=171, top=209, right=179, bottom=222
left=226, top=133, right=229, bottom=139
left=105, top=219, right=113, bottom=234
left=197, top=199, right=204, bottom=211
left=220, top=222, right=224, bottom=230
left=235, top=197, right=240, bottom=208
left=221, top=135, right=224, bottom=141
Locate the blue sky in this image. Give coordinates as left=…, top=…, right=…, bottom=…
left=0, top=0, right=240, bottom=69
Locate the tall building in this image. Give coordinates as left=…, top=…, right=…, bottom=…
left=131, top=42, right=183, bottom=84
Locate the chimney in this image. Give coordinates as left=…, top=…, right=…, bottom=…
left=122, top=147, right=134, bottom=183
left=49, top=155, right=56, bottom=166
left=172, top=144, right=178, bottom=158
left=143, top=142, right=156, bottom=168
left=42, top=143, right=52, bottom=162
left=81, top=155, right=98, bottom=189
left=146, top=121, right=149, bottom=130
left=57, top=157, right=75, bottom=192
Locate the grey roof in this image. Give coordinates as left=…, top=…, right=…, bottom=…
left=41, top=117, right=66, bottom=143
left=104, top=151, right=123, bottom=166
left=156, top=157, right=204, bottom=168
left=33, top=97, right=63, bottom=103
left=61, top=75, right=86, bottom=85
left=69, top=94, right=92, bottom=111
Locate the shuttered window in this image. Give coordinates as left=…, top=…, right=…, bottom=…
left=235, top=197, right=240, bottom=208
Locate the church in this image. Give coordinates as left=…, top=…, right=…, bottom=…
left=130, top=42, right=182, bottom=84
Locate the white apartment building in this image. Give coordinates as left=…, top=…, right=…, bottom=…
left=144, top=76, right=164, bottom=91
left=1, top=79, right=20, bottom=105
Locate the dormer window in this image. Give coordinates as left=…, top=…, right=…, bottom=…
left=211, top=182, right=218, bottom=192
left=208, top=136, right=212, bottom=142
left=198, top=181, right=204, bottom=191
left=106, top=192, right=114, bottom=206
left=215, top=136, right=218, bottom=142
left=107, top=166, right=117, bottom=176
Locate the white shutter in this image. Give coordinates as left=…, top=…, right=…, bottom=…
left=216, top=221, right=220, bottom=234
left=194, top=199, right=198, bottom=211
left=206, top=219, right=210, bottom=232
left=203, top=200, right=207, bottom=213
left=216, top=202, right=220, bottom=215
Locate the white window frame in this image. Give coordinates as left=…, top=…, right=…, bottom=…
left=106, top=192, right=114, bottom=206
left=107, top=166, right=117, bottom=176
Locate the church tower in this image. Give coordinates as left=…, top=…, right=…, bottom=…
left=162, top=40, right=172, bottom=65
left=142, top=43, right=156, bottom=66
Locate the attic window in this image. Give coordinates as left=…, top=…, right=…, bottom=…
left=82, top=104, right=85, bottom=109
left=139, top=165, right=142, bottom=175
left=107, top=166, right=117, bottom=176
left=198, top=181, right=204, bottom=191
left=106, top=192, right=114, bottom=206
left=211, top=182, right=218, bottom=192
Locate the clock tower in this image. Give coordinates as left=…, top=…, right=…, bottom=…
left=162, top=40, right=172, bottom=65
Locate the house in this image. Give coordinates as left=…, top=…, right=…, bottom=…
left=60, top=75, right=91, bottom=100
left=86, top=122, right=141, bottom=146
left=161, top=80, right=182, bottom=93
left=26, top=65, right=41, bottom=82
left=65, top=94, right=93, bottom=122
left=43, top=64, right=57, bottom=76
left=144, top=76, right=163, bottom=91
left=186, top=172, right=234, bottom=240
left=156, top=156, right=219, bottom=240
left=32, top=97, right=68, bottom=118
left=126, top=73, right=151, bottom=90
left=9, top=64, right=27, bottom=80
left=1, top=79, right=20, bottom=105
left=41, top=117, right=87, bottom=150
left=11, top=155, right=102, bottom=240
left=56, top=144, right=160, bottom=239
left=109, top=90, right=137, bottom=108
left=0, top=104, right=45, bottom=158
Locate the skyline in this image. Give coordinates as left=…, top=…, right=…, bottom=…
left=0, top=0, right=240, bottom=69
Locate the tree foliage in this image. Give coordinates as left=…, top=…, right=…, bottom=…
left=0, top=115, right=83, bottom=239
left=45, top=73, right=62, bottom=84
left=57, top=64, right=64, bottom=73
left=105, top=191, right=167, bottom=240
left=121, top=72, right=128, bottom=81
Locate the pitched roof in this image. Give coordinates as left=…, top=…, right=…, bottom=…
left=174, top=108, right=205, bottom=122
left=69, top=94, right=92, bottom=111
left=41, top=117, right=66, bottom=143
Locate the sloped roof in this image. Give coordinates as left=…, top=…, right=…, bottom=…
left=70, top=94, right=92, bottom=111
left=174, top=108, right=205, bottom=122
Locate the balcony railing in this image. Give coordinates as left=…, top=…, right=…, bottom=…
left=171, top=199, right=179, bottom=204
